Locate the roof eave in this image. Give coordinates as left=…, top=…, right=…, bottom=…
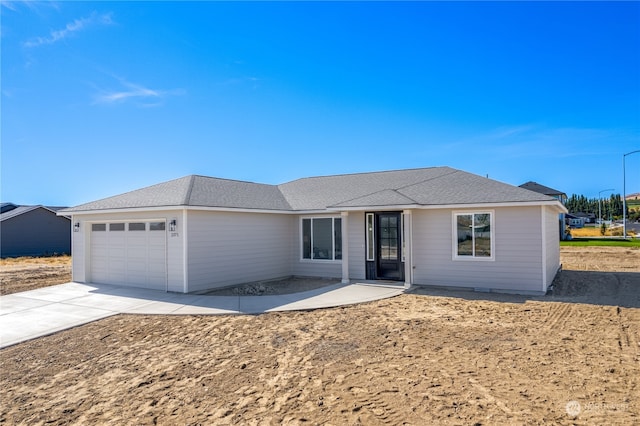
left=327, top=200, right=567, bottom=212
left=57, top=205, right=188, bottom=216
left=61, top=199, right=567, bottom=216
left=57, top=205, right=298, bottom=216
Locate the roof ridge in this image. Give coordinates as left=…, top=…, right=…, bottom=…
left=395, top=168, right=460, bottom=191
left=183, top=175, right=196, bottom=205
left=283, top=166, right=449, bottom=184
left=329, top=188, right=418, bottom=207
left=193, top=174, right=276, bottom=186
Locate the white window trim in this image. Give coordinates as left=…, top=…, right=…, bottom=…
left=365, top=213, right=375, bottom=261
left=88, top=220, right=167, bottom=230
left=300, top=216, right=342, bottom=262
left=452, top=210, right=495, bottom=261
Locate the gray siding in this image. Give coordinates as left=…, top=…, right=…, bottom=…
left=412, top=206, right=544, bottom=293
left=1, top=208, right=71, bottom=257
left=187, top=211, right=294, bottom=292
left=544, top=206, right=561, bottom=291
left=166, top=211, right=186, bottom=293
left=72, top=219, right=86, bottom=281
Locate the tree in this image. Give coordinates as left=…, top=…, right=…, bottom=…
left=565, top=193, right=624, bottom=219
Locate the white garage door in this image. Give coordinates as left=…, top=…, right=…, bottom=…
left=90, top=220, right=167, bottom=290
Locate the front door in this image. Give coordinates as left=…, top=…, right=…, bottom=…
left=376, top=212, right=403, bottom=280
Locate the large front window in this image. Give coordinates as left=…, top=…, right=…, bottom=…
left=454, top=212, right=493, bottom=259
left=302, top=217, right=342, bottom=260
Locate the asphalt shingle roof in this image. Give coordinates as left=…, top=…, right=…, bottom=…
left=64, top=176, right=291, bottom=212
left=1, top=205, right=69, bottom=222
left=61, top=167, right=558, bottom=213
left=518, top=181, right=566, bottom=197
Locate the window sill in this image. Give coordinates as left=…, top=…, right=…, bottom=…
left=452, top=256, right=495, bottom=262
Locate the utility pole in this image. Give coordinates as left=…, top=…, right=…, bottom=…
left=599, top=188, right=614, bottom=227
left=623, top=150, right=640, bottom=239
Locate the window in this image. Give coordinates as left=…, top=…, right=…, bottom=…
left=109, top=223, right=125, bottom=231
left=92, top=223, right=106, bottom=232
left=454, top=212, right=493, bottom=259
left=366, top=213, right=375, bottom=261
left=302, top=217, right=342, bottom=260
left=149, top=222, right=166, bottom=231
left=129, top=222, right=146, bottom=231
left=379, top=215, right=398, bottom=260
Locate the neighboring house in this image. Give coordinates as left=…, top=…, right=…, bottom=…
left=573, top=212, right=596, bottom=224
left=565, top=213, right=586, bottom=228
left=519, top=181, right=568, bottom=240
left=1, top=203, right=71, bottom=257
left=59, top=167, right=566, bottom=295
left=518, top=181, right=567, bottom=204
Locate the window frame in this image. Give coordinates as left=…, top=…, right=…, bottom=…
left=91, top=223, right=107, bottom=232
left=149, top=221, right=166, bottom=231
left=365, top=213, right=375, bottom=261
left=300, top=216, right=343, bottom=262
left=452, top=210, right=495, bottom=261
left=109, top=223, right=125, bottom=231
left=128, top=222, right=146, bottom=231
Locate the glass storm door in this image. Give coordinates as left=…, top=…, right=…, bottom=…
left=376, top=212, right=403, bottom=280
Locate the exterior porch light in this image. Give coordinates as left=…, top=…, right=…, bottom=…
left=169, top=219, right=177, bottom=232
left=74, top=222, right=80, bottom=232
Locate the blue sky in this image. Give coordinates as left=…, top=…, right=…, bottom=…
left=2, top=1, right=639, bottom=206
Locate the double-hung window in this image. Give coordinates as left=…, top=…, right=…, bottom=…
left=453, top=212, right=494, bottom=260
left=302, top=217, right=342, bottom=260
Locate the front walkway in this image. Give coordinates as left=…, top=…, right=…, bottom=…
left=0, top=281, right=404, bottom=349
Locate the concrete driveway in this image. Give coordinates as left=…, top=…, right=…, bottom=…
left=0, top=281, right=404, bottom=349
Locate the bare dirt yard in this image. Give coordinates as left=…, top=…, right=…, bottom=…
left=0, top=255, right=71, bottom=296
left=1, top=247, right=639, bottom=425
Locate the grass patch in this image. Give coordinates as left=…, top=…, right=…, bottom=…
left=0, top=254, right=71, bottom=266
left=561, top=238, right=640, bottom=247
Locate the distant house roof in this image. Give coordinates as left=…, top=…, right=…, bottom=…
left=1, top=203, right=18, bottom=214
left=519, top=181, right=566, bottom=198
left=1, top=205, right=70, bottom=222
left=573, top=212, right=595, bottom=219
left=61, top=167, right=563, bottom=214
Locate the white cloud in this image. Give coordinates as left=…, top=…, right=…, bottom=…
left=1, top=1, right=19, bottom=11
left=23, top=11, right=113, bottom=48
left=1, top=0, right=59, bottom=12
left=93, top=77, right=185, bottom=107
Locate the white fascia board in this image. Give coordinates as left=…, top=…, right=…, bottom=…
left=429, top=200, right=567, bottom=212
left=327, top=204, right=421, bottom=212
left=57, top=200, right=567, bottom=216
left=186, top=206, right=307, bottom=215
left=59, top=205, right=300, bottom=216
left=328, top=200, right=566, bottom=212
left=57, top=206, right=188, bottom=216
left=174, top=206, right=332, bottom=216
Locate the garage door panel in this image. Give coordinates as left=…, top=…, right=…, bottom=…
left=92, top=264, right=108, bottom=284
left=90, top=220, right=167, bottom=290
left=109, top=272, right=127, bottom=285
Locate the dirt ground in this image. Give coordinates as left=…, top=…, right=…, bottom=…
left=0, top=256, right=71, bottom=296
left=1, top=247, right=639, bottom=425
